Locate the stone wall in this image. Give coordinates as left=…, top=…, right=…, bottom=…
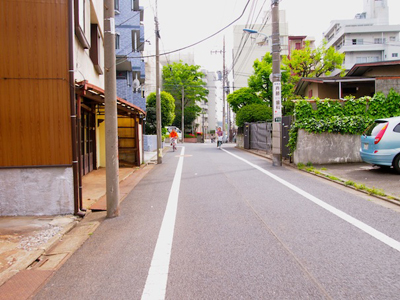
left=293, top=129, right=362, bottom=165
left=0, top=167, right=74, bottom=216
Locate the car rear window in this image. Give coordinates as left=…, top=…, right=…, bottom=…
left=394, top=123, right=400, bottom=133
left=364, top=121, right=388, bottom=136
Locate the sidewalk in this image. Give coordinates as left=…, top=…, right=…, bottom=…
left=0, top=150, right=159, bottom=299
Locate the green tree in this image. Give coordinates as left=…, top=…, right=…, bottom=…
left=235, top=104, right=272, bottom=127
left=227, top=87, right=263, bottom=113
left=145, top=91, right=175, bottom=134
left=247, top=52, right=294, bottom=106
left=162, top=62, right=208, bottom=131
left=283, top=40, right=345, bottom=86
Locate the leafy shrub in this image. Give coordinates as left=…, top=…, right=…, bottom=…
left=236, top=104, right=272, bottom=127
left=288, top=89, right=400, bottom=154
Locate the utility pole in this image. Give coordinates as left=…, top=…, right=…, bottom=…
left=181, top=86, right=184, bottom=143
left=155, top=2, right=162, bottom=164
left=222, top=36, right=226, bottom=133
left=104, top=0, right=120, bottom=217
left=271, top=0, right=282, bottom=166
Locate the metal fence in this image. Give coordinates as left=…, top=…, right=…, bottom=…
left=249, top=122, right=272, bottom=152
left=244, top=116, right=292, bottom=159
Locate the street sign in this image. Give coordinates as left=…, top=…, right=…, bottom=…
left=273, top=81, right=282, bottom=122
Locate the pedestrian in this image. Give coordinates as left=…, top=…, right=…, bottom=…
left=216, top=127, right=223, bottom=149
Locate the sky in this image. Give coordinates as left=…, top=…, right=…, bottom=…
left=141, top=0, right=400, bottom=71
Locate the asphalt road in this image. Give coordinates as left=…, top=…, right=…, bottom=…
left=35, top=143, right=400, bottom=299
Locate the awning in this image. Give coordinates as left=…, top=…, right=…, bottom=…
left=75, top=81, right=146, bottom=117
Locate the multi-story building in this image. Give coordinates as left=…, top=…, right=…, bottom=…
left=115, top=0, right=146, bottom=111
left=324, top=0, right=400, bottom=73
left=232, top=10, right=289, bottom=91
left=0, top=0, right=145, bottom=216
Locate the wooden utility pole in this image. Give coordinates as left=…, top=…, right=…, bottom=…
left=104, top=0, right=120, bottom=217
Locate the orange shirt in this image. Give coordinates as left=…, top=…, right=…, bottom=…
left=169, top=131, right=178, bottom=138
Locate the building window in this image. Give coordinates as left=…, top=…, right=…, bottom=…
left=90, top=24, right=103, bottom=75
left=390, top=36, right=396, bottom=42
left=393, top=53, right=399, bottom=58
left=374, top=38, right=386, bottom=44
left=115, top=33, right=120, bottom=50
left=74, top=0, right=90, bottom=49
left=352, top=39, right=363, bottom=45
left=115, top=0, right=119, bottom=11
left=131, top=0, right=139, bottom=10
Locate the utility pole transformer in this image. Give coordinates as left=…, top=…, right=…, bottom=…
left=271, top=0, right=282, bottom=166
left=104, top=0, right=120, bottom=217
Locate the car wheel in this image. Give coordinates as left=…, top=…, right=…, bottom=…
left=393, top=155, right=400, bottom=174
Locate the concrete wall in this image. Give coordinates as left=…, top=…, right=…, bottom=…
left=376, top=77, right=400, bottom=95
left=236, top=133, right=244, bottom=148
left=293, top=129, right=362, bottom=165
left=0, top=167, right=74, bottom=216
left=144, top=135, right=157, bottom=151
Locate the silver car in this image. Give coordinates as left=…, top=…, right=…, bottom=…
left=360, top=116, right=400, bottom=173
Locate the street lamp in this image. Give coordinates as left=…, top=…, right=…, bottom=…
left=243, top=0, right=282, bottom=166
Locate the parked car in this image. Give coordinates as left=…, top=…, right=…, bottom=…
left=360, top=116, right=400, bottom=173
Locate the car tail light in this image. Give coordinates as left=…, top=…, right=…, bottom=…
left=374, top=124, right=388, bottom=144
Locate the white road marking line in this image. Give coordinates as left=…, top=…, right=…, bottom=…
left=223, top=148, right=400, bottom=253
left=141, top=147, right=185, bottom=300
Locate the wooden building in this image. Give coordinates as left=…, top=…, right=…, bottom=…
left=0, top=0, right=145, bottom=216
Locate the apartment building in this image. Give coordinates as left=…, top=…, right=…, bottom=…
left=115, top=0, right=146, bottom=111
left=324, top=0, right=400, bottom=73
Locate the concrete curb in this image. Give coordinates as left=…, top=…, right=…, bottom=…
left=241, top=147, right=400, bottom=207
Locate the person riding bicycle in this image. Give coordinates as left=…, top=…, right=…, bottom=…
left=169, top=129, right=178, bottom=149
left=216, top=127, right=223, bottom=149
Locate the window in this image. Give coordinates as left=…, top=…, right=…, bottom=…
left=295, top=42, right=301, bottom=50
left=308, top=90, right=313, bottom=98
left=115, top=0, right=119, bottom=11
left=352, top=39, right=363, bottom=45
left=74, top=0, right=90, bottom=49
left=374, top=38, right=386, bottom=44
left=90, top=24, right=103, bottom=75
left=392, top=53, right=399, bottom=58
left=131, top=0, right=139, bottom=11
left=394, top=124, right=400, bottom=133
left=115, top=33, right=120, bottom=50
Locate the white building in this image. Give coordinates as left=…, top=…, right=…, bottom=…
left=324, top=0, right=400, bottom=73
left=232, top=10, right=289, bottom=91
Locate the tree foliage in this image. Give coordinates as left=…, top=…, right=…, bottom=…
left=227, top=87, right=263, bottom=113
left=145, top=91, right=175, bottom=134
left=236, top=104, right=272, bottom=127
left=283, top=40, right=345, bottom=86
left=248, top=52, right=294, bottom=105
left=162, top=62, right=208, bottom=130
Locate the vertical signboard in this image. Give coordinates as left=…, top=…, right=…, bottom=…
left=273, top=81, right=282, bottom=122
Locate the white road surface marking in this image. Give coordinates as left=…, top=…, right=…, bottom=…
left=141, top=147, right=185, bottom=300
left=223, top=148, right=400, bottom=253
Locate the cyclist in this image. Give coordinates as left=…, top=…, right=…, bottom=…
left=169, top=129, right=178, bottom=151
left=216, top=127, right=223, bottom=149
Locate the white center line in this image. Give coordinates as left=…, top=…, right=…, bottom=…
left=141, top=147, right=185, bottom=300
left=223, top=148, right=400, bottom=253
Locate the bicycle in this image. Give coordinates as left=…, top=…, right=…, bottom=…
left=217, top=136, right=223, bottom=149
left=171, top=137, right=177, bottom=152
